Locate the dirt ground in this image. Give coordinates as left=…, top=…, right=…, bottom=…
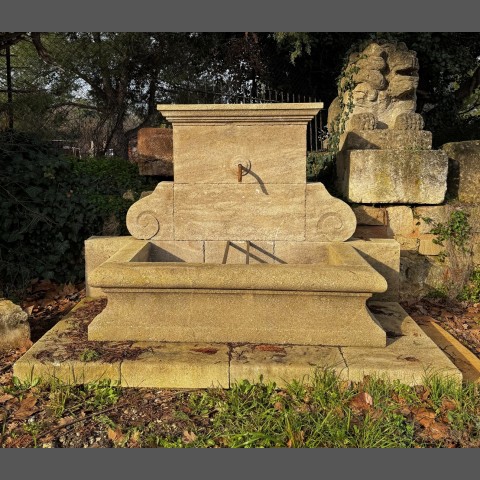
left=1, top=280, right=479, bottom=448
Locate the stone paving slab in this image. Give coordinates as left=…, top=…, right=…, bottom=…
left=342, top=302, right=462, bottom=385
left=13, top=299, right=463, bottom=388
left=229, top=344, right=347, bottom=387
left=121, top=342, right=229, bottom=389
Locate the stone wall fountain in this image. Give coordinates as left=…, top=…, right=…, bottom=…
left=87, top=103, right=388, bottom=348
left=13, top=101, right=462, bottom=388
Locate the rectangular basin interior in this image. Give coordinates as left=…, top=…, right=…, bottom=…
left=146, top=241, right=335, bottom=265
left=90, top=240, right=388, bottom=294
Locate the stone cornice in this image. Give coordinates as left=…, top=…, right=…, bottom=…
left=157, top=103, right=323, bottom=125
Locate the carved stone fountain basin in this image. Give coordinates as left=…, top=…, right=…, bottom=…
left=88, top=239, right=387, bottom=347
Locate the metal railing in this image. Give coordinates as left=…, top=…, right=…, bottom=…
left=156, top=82, right=326, bottom=152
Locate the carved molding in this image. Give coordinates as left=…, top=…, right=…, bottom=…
left=306, top=183, right=357, bottom=242
left=126, top=182, right=174, bottom=240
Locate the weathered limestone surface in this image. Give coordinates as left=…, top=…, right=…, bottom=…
left=343, top=302, right=462, bottom=384
left=441, top=140, right=480, bottom=203
left=337, top=150, right=448, bottom=204
left=174, top=124, right=306, bottom=184
left=387, top=206, right=415, bottom=237
left=348, top=239, right=400, bottom=302
left=14, top=299, right=462, bottom=387
left=88, top=240, right=387, bottom=347
left=473, top=235, right=480, bottom=266
left=85, top=236, right=138, bottom=297
left=126, top=182, right=174, bottom=240
left=149, top=241, right=204, bottom=262
left=305, top=183, right=356, bottom=242
left=174, top=184, right=306, bottom=241
left=121, top=342, right=229, bottom=388
left=88, top=290, right=386, bottom=347
left=13, top=301, right=121, bottom=384
left=418, top=238, right=445, bottom=256
left=89, top=240, right=387, bottom=293
left=0, top=300, right=30, bottom=350
left=343, top=130, right=432, bottom=151
left=327, top=42, right=422, bottom=145
left=352, top=205, right=386, bottom=226
left=413, top=206, right=449, bottom=234
left=205, top=241, right=275, bottom=264
left=230, top=345, right=347, bottom=386
left=135, top=127, right=173, bottom=176
left=328, top=41, right=448, bottom=206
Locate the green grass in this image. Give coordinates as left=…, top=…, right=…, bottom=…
left=138, top=370, right=480, bottom=448
left=2, top=369, right=480, bottom=448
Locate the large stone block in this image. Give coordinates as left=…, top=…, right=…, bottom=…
left=343, top=130, right=432, bottom=151
left=174, top=124, right=306, bottom=184
left=418, top=237, right=445, bottom=256
left=441, top=140, right=480, bottom=203
left=386, top=206, right=414, bottom=237
left=336, top=149, right=448, bottom=204
left=135, top=127, right=173, bottom=176
left=88, top=241, right=387, bottom=347
left=413, top=206, right=449, bottom=234
left=173, top=184, right=306, bottom=241
left=0, top=300, right=30, bottom=350
left=88, top=290, right=386, bottom=347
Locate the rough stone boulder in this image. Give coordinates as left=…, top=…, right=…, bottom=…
left=0, top=299, right=31, bottom=351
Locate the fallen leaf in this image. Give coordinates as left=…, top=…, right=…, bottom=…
left=58, top=416, right=75, bottom=427
left=128, top=430, right=141, bottom=447
left=0, top=394, right=14, bottom=404
left=428, top=422, right=449, bottom=441
left=182, top=430, right=197, bottom=444
left=13, top=395, right=38, bottom=420
left=349, top=392, right=374, bottom=412
left=412, top=407, right=435, bottom=428
left=273, top=401, right=284, bottom=411
left=107, top=427, right=125, bottom=444
left=441, top=398, right=457, bottom=412
left=17, top=340, right=33, bottom=353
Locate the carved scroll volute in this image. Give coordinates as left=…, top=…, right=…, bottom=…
left=305, top=183, right=357, bottom=242
left=126, top=182, right=174, bottom=240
